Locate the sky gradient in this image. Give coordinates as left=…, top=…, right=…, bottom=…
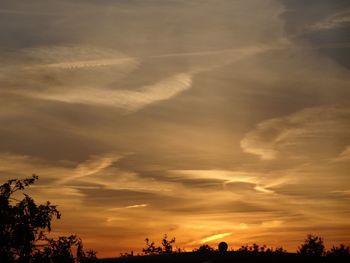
left=1, top=0, right=350, bottom=257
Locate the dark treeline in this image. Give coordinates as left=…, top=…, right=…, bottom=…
left=118, top=233, right=349, bottom=257
left=1, top=176, right=349, bottom=263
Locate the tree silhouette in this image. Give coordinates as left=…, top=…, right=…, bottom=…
left=0, top=175, right=97, bottom=263
left=142, top=238, right=162, bottom=255
left=274, top=246, right=287, bottom=254
left=327, top=244, right=350, bottom=257
left=0, top=175, right=60, bottom=262
left=161, top=234, right=176, bottom=254
left=32, top=235, right=97, bottom=263
left=297, top=234, right=325, bottom=257
left=142, top=234, right=176, bottom=255
left=237, top=244, right=248, bottom=252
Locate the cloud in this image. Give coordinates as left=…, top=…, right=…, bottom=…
left=279, top=0, right=350, bottom=69
left=331, top=190, right=350, bottom=196
left=1, top=0, right=350, bottom=256
left=57, top=153, right=121, bottom=184
left=168, top=169, right=289, bottom=193
left=169, top=169, right=258, bottom=184
left=124, top=204, right=148, bottom=209
left=33, top=72, right=192, bottom=111
left=166, top=169, right=297, bottom=198
left=0, top=152, right=68, bottom=180
left=332, top=145, right=350, bottom=162
left=308, top=10, right=350, bottom=31
left=75, top=154, right=119, bottom=176
left=0, top=44, right=272, bottom=114
left=200, top=232, right=232, bottom=243
left=108, top=204, right=149, bottom=211
left=261, top=220, right=283, bottom=228
left=0, top=152, right=32, bottom=172
left=4, top=46, right=141, bottom=86
left=0, top=45, right=196, bottom=112
left=240, top=106, right=350, bottom=160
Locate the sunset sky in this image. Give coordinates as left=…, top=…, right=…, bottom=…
left=1, top=0, right=350, bottom=257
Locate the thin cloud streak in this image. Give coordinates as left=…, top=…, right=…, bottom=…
left=200, top=233, right=232, bottom=243
left=108, top=204, right=149, bottom=211
left=240, top=106, right=350, bottom=160
left=308, top=10, right=350, bottom=31
left=57, top=154, right=121, bottom=184
left=332, top=145, right=350, bottom=162
left=29, top=73, right=192, bottom=111
left=33, top=57, right=139, bottom=70
left=2, top=45, right=267, bottom=112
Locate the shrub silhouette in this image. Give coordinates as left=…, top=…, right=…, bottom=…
left=327, top=244, right=350, bottom=257
left=122, top=235, right=350, bottom=261
left=238, top=244, right=249, bottom=252
left=237, top=244, right=285, bottom=254
left=193, top=244, right=214, bottom=253
left=0, top=175, right=97, bottom=263
left=298, top=234, right=325, bottom=257
left=273, top=246, right=287, bottom=254
left=161, top=234, right=176, bottom=253
left=120, top=250, right=134, bottom=258
left=142, top=238, right=162, bottom=255
left=142, top=234, right=176, bottom=255
left=32, top=235, right=97, bottom=263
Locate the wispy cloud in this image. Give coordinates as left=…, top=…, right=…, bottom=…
left=169, top=170, right=258, bottom=184
left=332, top=145, right=350, bottom=162
left=16, top=70, right=192, bottom=112
left=57, top=153, right=120, bottom=184
left=55, top=73, right=189, bottom=110
left=2, top=0, right=350, bottom=256
left=168, top=169, right=284, bottom=194
left=200, top=232, right=232, bottom=243
left=1, top=45, right=270, bottom=113
left=308, top=10, right=350, bottom=31
left=108, top=204, right=149, bottom=211
left=240, top=106, right=350, bottom=160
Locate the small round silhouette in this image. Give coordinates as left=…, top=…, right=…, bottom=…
left=218, top=242, right=228, bottom=252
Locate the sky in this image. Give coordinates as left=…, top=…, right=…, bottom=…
left=1, top=0, right=350, bottom=257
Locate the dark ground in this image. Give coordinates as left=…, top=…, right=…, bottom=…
left=99, top=252, right=348, bottom=263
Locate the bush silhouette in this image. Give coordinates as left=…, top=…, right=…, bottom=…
left=0, top=175, right=97, bottom=263
left=142, top=234, right=176, bottom=255
left=298, top=234, right=325, bottom=257
left=327, top=244, right=350, bottom=257
left=142, top=238, right=162, bottom=255
left=161, top=234, right=176, bottom=254
left=194, top=244, right=214, bottom=253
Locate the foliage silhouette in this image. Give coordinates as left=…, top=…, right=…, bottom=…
left=0, top=175, right=97, bottom=263
left=32, top=235, right=97, bottom=263
left=327, top=244, right=350, bottom=257
left=273, top=246, right=287, bottom=254
left=115, top=235, right=350, bottom=263
left=161, top=234, right=176, bottom=254
left=142, top=238, right=162, bottom=255
left=237, top=244, right=286, bottom=254
left=193, top=244, right=214, bottom=253
left=120, top=251, right=134, bottom=258
left=142, top=234, right=176, bottom=255
left=297, top=234, right=325, bottom=257
left=3, top=176, right=349, bottom=263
